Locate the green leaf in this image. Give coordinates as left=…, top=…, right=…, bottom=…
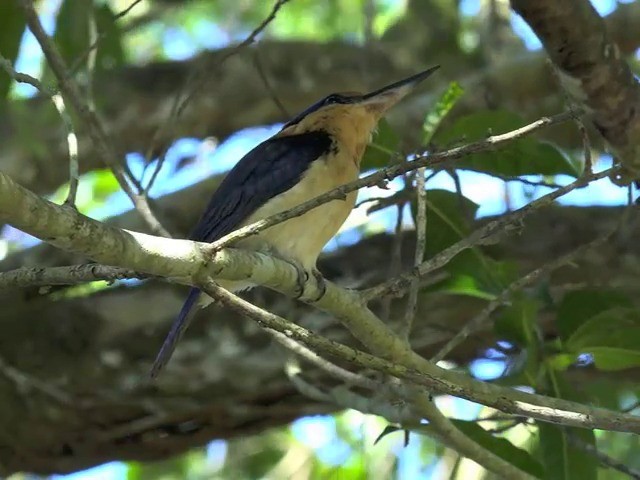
left=419, top=189, right=477, bottom=257
left=494, top=296, right=541, bottom=384
left=434, top=273, right=496, bottom=300
left=548, top=353, right=577, bottom=371
left=362, top=119, right=400, bottom=169
left=556, top=289, right=633, bottom=341
left=564, top=307, right=640, bottom=371
left=452, top=420, right=544, bottom=478
left=53, top=0, right=92, bottom=64
left=433, top=110, right=580, bottom=177
left=582, top=347, right=640, bottom=371
left=127, top=448, right=207, bottom=480
left=415, top=190, right=517, bottom=295
left=94, top=4, right=125, bottom=71
left=434, top=256, right=518, bottom=298
left=495, top=296, right=539, bottom=347
left=0, top=2, right=26, bottom=101
left=423, top=81, right=464, bottom=144
left=566, top=307, right=640, bottom=350
left=575, top=378, right=623, bottom=410
left=537, top=370, right=598, bottom=480
left=92, top=169, right=120, bottom=202
left=48, top=1, right=123, bottom=84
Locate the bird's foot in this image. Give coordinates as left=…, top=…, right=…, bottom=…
left=283, top=261, right=325, bottom=302
left=272, top=254, right=325, bottom=301
left=286, top=259, right=308, bottom=299
left=309, top=268, right=327, bottom=302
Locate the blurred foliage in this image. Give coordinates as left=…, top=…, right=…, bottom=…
left=536, top=371, right=598, bottom=480
left=2, top=0, right=640, bottom=478
left=433, top=110, right=581, bottom=177
left=0, top=2, right=26, bottom=101
left=452, top=420, right=544, bottom=478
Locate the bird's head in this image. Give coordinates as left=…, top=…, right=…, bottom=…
left=280, top=66, right=440, bottom=157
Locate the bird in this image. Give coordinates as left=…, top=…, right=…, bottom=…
left=150, top=66, right=440, bottom=377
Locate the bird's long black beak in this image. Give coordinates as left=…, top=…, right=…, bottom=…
left=359, top=65, right=440, bottom=111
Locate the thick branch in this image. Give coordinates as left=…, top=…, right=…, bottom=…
left=511, top=0, right=640, bottom=181
left=0, top=264, right=144, bottom=289
left=1, top=161, right=639, bottom=434
left=0, top=204, right=637, bottom=473
left=205, top=282, right=640, bottom=433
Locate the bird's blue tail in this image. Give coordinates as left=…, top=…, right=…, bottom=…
left=150, top=287, right=201, bottom=378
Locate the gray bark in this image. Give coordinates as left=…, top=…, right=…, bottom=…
left=1, top=201, right=638, bottom=474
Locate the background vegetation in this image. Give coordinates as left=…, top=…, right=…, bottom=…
left=1, top=0, right=640, bottom=478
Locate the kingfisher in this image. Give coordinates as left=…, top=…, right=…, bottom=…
left=150, top=66, right=440, bottom=377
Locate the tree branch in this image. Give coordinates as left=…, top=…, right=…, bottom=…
left=0, top=264, right=145, bottom=289
left=0, top=53, right=79, bottom=206
left=412, top=394, right=537, bottom=479
left=511, top=0, right=640, bottom=183
left=431, top=228, right=613, bottom=362
left=201, top=281, right=640, bottom=432
left=4, top=0, right=640, bottom=199
left=208, top=111, right=575, bottom=252
left=0, top=166, right=637, bottom=431
left=568, top=434, right=640, bottom=479
left=18, top=0, right=170, bottom=235
left=366, top=165, right=617, bottom=300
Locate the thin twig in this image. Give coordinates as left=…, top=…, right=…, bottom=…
left=85, top=10, right=98, bottom=110
left=175, top=0, right=291, bottom=119
left=208, top=111, right=576, bottom=253
left=493, top=173, right=564, bottom=189
left=286, top=364, right=415, bottom=423
left=380, top=201, right=406, bottom=322
left=365, top=165, right=617, bottom=300
left=576, top=116, right=593, bottom=175
left=198, top=281, right=640, bottom=433
left=363, top=0, right=376, bottom=45
left=0, top=264, right=146, bottom=289
left=400, top=169, right=426, bottom=340
left=2, top=165, right=639, bottom=433
left=431, top=230, right=613, bottom=363
left=69, top=0, right=145, bottom=75
left=54, top=94, right=80, bottom=206
left=254, top=51, right=290, bottom=117
left=0, top=355, right=73, bottom=406
left=269, top=329, right=378, bottom=389
left=142, top=0, right=291, bottom=196
left=364, top=190, right=413, bottom=214
left=285, top=363, right=334, bottom=402
left=18, top=0, right=170, bottom=236
left=485, top=419, right=526, bottom=435
left=411, top=394, right=536, bottom=479
left=115, top=0, right=144, bottom=19
left=568, top=434, right=640, bottom=479
left=0, top=54, right=79, bottom=207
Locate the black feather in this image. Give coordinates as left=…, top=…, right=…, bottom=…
left=150, top=130, right=332, bottom=377
left=190, top=130, right=333, bottom=242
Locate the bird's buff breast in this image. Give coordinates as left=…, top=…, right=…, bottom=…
left=237, top=154, right=359, bottom=270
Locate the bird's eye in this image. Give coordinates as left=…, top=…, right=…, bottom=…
left=324, top=94, right=344, bottom=105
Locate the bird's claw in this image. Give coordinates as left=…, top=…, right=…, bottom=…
left=286, top=261, right=326, bottom=302
left=310, top=268, right=327, bottom=302
left=288, top=260, right=307, bottom=299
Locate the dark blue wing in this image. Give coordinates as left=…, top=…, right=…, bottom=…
left=150, top=130, right=332, bottom=378
left=189, top=130, right=332, bottom=242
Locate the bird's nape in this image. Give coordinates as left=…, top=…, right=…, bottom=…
left=283, top=66, right=440, bottom=127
